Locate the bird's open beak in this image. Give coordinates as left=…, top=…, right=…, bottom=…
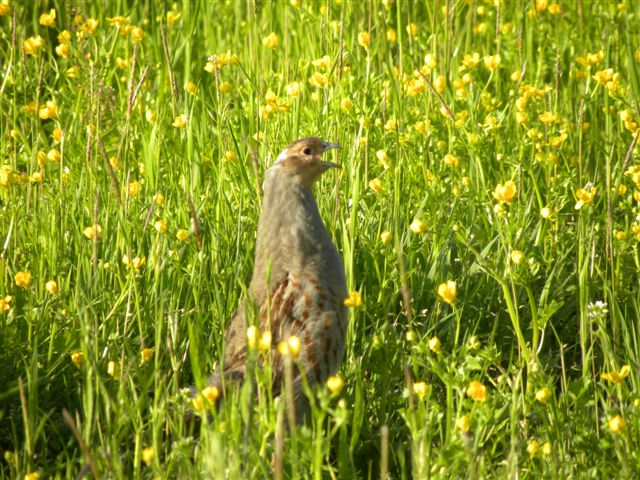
left=321, top=141, right=340, bottom=168
left=321, top=141, right=341, bottom=152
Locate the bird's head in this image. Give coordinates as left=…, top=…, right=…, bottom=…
left=272, top=137, right=340, bottom=188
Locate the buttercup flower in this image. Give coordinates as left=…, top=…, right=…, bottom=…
left=601, top=365, right=630, bottom=384
left=437, top=281, right=457, bottom=304
left=608, top=415, right=626, bottom=434
left=492, top=180, right=517, bottom=204
left=141, top=348, right=153, bottom=364
left=455, top=415, right=471, bottom=432
left=326, top=375, right=344, bottom=393
left=413, top=381, right=428, bottom=400
left=344, top=291, right=362, bottom=308
left=262, top=32, right=280, bottom=48
left=466, top=380, right=487, bottom=402
left=535, top=387, right=551, bottom=403
left=380, top=230, right=392, bottom=245
left=45, top=280, right=58, bottom=295
left=15, top=271, right=32, bottom=289
left=428, top=336, right=441, bottom=352
left=71, top=351, right=84, bottom=368
left=410, top=219, right=426, bottom=234
left=141, top=446, right=154, bottom=465
left=575, top=184, right=596, bottom=209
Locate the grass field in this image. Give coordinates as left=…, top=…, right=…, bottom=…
left=2, top=0, right=640, bottom=478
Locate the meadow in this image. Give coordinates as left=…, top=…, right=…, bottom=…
left=1, top=0, right=640, bottom=478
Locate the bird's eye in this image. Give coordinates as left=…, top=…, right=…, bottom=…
left=303, top=147, right=312, bottom=155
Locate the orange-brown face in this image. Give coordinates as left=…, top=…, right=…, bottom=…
left=275, top=137, right=341, bottom=187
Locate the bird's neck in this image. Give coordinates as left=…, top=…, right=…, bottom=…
left=252, top=173, right=330, bottom=282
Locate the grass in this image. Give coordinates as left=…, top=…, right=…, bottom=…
left=2, top=0, right=640, bottom=477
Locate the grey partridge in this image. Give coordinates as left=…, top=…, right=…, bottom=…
left=201, top=137, right=348, bottom=416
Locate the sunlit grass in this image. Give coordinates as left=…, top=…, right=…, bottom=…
left=2, top=0, right=640, bottom=477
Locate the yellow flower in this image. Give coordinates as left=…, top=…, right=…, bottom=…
left=30, top=171, right=43, bottom=184
left=219, top=81, right=233, bottom=94
left=510, top=250, right=525, bottom=264
left=369, top=177, right=382, bottom=193
left=122, top=255, right=146, bottom=273
left=340, top=98, right=353, bottom=111
left=527, top=439, right=539, bottom=458
left=55, top=43, right=68, bottom=58
left=141, top=446, right=155, bottom=465
left=285, top=81, right=302, bottom=97
left=376, top=150, right=390, bottom=169
left=540, top=207, right=551, bottom=219
left=357, top=31, right=370, bottom=49
left=608, top=415, right=626, bottom=434
left=287, top=335, right=301, bottom=358
left=145, top=110, right=157, bottom=123
left=492, top=180, right=517, bottom=204
left=312, top=55, right=332, bottom=70
left=466, top=380, right=487, bottom=402
left=81, top=18, right=99, bottom=36
left=23, top=35, right=45, bottom=55
left=443, top=153, right=459, bottom=168
left=0, top=295, right=12, bottom=312
left=185, top=82, right=197, bottom=95
left=406, top=23, right=418, bottom=37
left=428, top=336, right=441, bottom=353
left=107, top=360, right=118, bottom=377
left=192, top=385, right=220, bottom=411
left=437, top=280, right=457, bottom=304
left=601, top=365, right=630, bottom=384
left=258, top=330, right=272, bottom=351
left=172, top=114, right=187, bottom=128
left=384, top=118, right=398, bottom=132
left=141, top=348, right=153, bottom=364
left=262, top=32, right=280, bottom=48
left=308, top=72, right=329, bottom=88
left=153, top=192, right=164, bottom=205
left=483, top=54, right=501, bottom=72
left=45, top=280, right=58, bottom=295
left=380, top=230, right=392, bottom=245
left=538, top=111, right=557, bottom=125
left=25, top=472, right=41, bottom=480
left=344, top=291, right=362, bottom=308
left=410, top=219, right=426, bottom=234
left=326, top=375, right=344, bottom=394
left=290, top=0, right=301, bottom=7
left=51, top=128, right=63, bottom=143
left=39, top=100, right=58, bottom=120
left=0, top=0, right=10, bottom=16
left=575, top=185, right=596, bottom=210
left=166, top=10, right=181, bottom=27
left=71, top=351, right=83, bottom=368
left=386, top=28, right=397, bottom=43
left=413, top=381, right=428, bottom=400
left=593, top=68, right=614, bottom=85
left=47, top=148, right=61, bottom=163
left=455, top=415, right=471, bottom=433
left=535, top=387, right=551, bottom=403
left=39, top=8, right=56, bottom=26
left=128, top=180, right=140, bottom=196
left=15, top=271, right=32, bottom=289
left=153, top=219, right=167, bottom=233
left=176, top=228, right=189, bottom=241
left=83, top=224, right=102, bottom=239
left=246, top=325, right=258, bottom=349
left=461, top=52, right=480, bottom=70
left=130, top=26, right=144, bottom=42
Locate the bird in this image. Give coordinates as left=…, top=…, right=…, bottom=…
left=194, top=137, right=348, bottom=419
